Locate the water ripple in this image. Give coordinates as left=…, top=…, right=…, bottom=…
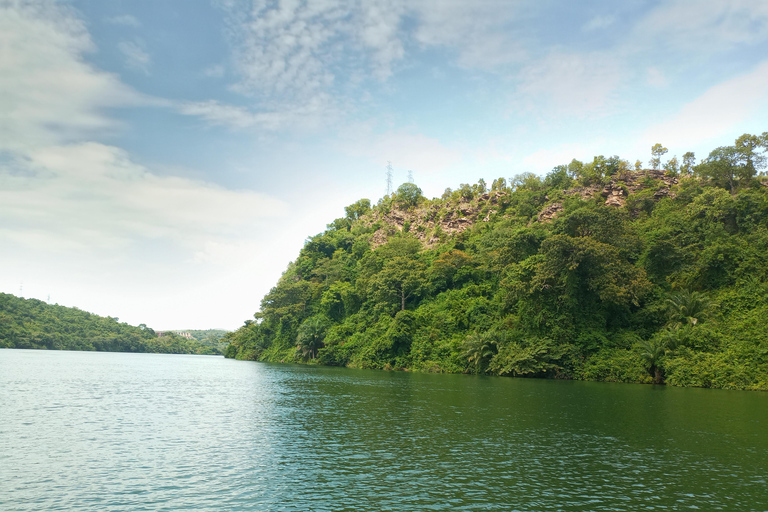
left=1, top=350, right=767, bottom=511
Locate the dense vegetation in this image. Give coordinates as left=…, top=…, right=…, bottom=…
left=0, top=293, right=225, bottom=355
left=185, top=329, right=229, bottom=352
left=225, top=133, right=768, bottom=390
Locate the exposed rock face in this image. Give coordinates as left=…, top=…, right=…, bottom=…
left=365, top=191, right=507, bottom=249
left=538, top=169, right=681, bottom=221
left=599, top=169, right=678, bottom=208
left=603, top=188, right=625, bottom=207
left=537, top=202, right=563, bottom=223
left=566, top=185, right=602, bottom=201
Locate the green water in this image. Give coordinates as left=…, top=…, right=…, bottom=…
left=1, top=349, right=766, bottom=511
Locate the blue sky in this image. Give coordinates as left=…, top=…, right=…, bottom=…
left=2, top=0, right=768, bottom=329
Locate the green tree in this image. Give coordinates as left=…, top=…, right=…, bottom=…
left=636, top=337, right=667, bottom=384
left=697, top=145, right=741, bottom=193
left=296, top=316, right=329, bottom=360
left=462, top=331, right=497, bottom=374
left=663, top=156, right=679, bottom=175
left=650, top=143, right=668, bottom=170
left=665, top=289, right=712, bottom=327
left=681, top=152, right=696, bottom=175
left=345, top=199, right=371, bottom=221
left=489, top=337, right=562, bottom=377
left=734, top=133, right=766, bottom=179
left=394, top=183, right=423, bottom=208
left=370, top=256, right=428, bottom=312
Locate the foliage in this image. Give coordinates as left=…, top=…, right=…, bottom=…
left=223, top=133, right=768, bottom=390
left=394, top=183, right=424, bottom=208
left=0, top=293, right=224, bottom=355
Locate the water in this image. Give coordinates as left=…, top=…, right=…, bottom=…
left=1, top=349, right=766, bottom=511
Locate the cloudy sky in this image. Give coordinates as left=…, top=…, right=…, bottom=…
left=2, top=0, right=768, bottom=330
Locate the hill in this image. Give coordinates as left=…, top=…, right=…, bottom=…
left=0, top=293, right=225, bottom=355
left=224, top=134, right=768, bottom=390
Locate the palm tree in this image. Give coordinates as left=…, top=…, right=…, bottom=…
left=637, top=337, right=667, bottom=384
left=296, top=316, right=328, bottom=360
left=462, top=332, right=497, bottom=374
left=665, top=289, right=712, bottom=327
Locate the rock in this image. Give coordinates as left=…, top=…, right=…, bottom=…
left=537, top=202, right=563, bottom=223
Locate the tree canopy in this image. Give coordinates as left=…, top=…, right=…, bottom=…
left=224, top=133, right=768, bottom=390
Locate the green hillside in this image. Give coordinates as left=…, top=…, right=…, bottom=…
left=0, top=294, right=224, bottom=355
left=224, top=134, right=768, bottom=390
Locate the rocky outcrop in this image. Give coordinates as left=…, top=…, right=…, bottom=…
left=537, top=202, right=563, bottom=223
left=538, top=169, right=680, bottom=221
left=365, top=191, right=506, bottom=249
left=599, top=169, right=678, bottom=208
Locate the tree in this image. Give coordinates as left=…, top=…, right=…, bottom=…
left=733, top=133, right=766, bottom=178
left=650, top=143, right=668, bottom=170
left=296, top=316, right=329, bottom=360
left=697, top=145, right=740, bottom=192
left=697, top=133, right=767, bottom=193
left=394, top=182, right=423, bottom=208
left=665, top=289, right=712, bottom=327
left=566, top=159, right=584, bottom=179
left=370, top=256, right=428, bottom=312
left=510, top=172, right=544, bottom=191
left=432, top=249, right=474, bottom=288
left=344, top=199, right=371, bottom=221
left=681, top=152, right=696, bottom=176
left=636, top=337, right=666, bottom=384
left=663, top=156, right=679, bottom=175
left=462, top=332, right=497, bottom=374
left=488, top=337, right=562, bottom=377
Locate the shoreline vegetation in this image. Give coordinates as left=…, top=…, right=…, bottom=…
left=224, top=134, right=768, bottom=391
left=0, top=294, right=227, bottom=355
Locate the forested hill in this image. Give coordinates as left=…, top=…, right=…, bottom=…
left=225, top=133, right=768, bottom=390
left=0, top=293, right=225, bottom=355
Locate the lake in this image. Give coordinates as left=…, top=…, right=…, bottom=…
left=1, top=349, right=766, bottom=511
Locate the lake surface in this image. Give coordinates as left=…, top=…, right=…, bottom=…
left=1, top=349, right=766, bottom=511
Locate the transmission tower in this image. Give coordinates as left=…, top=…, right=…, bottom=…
left=386, top=161, right=393, bottom=195
left=407, top=169, right=414, bottom=183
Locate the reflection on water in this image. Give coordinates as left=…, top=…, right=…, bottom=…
left=1, top=349, right=766, bottom=511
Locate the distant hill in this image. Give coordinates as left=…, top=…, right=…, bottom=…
left=0, top=293, right=226, bottom=355
left=163, top=329, right=230, bottom=353
left=224, top=133, right=768, bottom=390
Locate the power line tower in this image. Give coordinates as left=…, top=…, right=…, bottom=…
left=385, top=161, right=393, bottom=195
left=407, top=169, right=414, bottom=183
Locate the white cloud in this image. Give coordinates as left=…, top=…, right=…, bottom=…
left=0, top=3, right=147, bottom=151
left=641, top=60, right=768, bottom=150
left=203, top=64, right=225, bottom=77
left=0, top=1, right=296, bottom=329
left=634, top=0, right=768, bottom=54
left=412, top=0, right=528, bottom=69
left=646, top=67, right=667, bottom=88
left=178, top=98, right=333, bottom=131
left=336, top=124, right=462, bottom=176
left=178, top=100, right=266, bottom=129
left=220, top=0, right=529, bottom=108
left=225, top=0, right=347, bottom=99
left=118, top=40, right=151, bottom=74
left=105, top=14, right=141, bottom=28
left=582, top=15, right=615, bottom=32
left=1, top=142, right=287, bottom=251
left=516, top=51, right=624, bottom=117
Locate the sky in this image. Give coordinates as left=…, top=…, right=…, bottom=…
left=2, top=0, right=768, bottom=330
